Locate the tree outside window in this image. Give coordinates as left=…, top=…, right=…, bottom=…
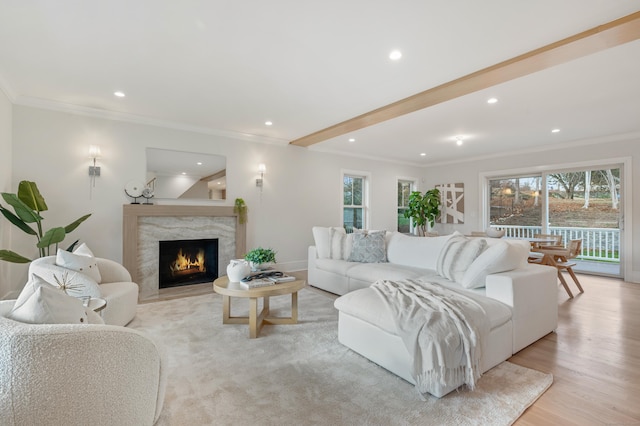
left=397, top=180, right=413, bottom=232
left=343, top=174, right=365, bottom=232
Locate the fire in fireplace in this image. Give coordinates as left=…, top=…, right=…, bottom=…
left=158, top=238, right=219, bottom=288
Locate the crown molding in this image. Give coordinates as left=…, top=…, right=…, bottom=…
left=424, top=131, right=640, bottom=168
left=13, top=95, right=289, bottom=146
left=0, top=73, right=16, bottom=102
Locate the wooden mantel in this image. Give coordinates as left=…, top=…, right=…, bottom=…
left=122, top=204, right=246, bottom=285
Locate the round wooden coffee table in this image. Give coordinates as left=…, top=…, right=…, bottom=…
left=213, top=276, right=306, bottom=338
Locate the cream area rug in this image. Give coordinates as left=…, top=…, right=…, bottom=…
left=129, top=289, right=552, bottom=426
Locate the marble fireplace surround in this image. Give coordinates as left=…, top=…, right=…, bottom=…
left=123, top=205, right=246, bottom=300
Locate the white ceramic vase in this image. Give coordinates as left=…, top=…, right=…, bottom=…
left=226, top=259, right=251, bottom=282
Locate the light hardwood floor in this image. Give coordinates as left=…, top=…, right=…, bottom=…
left=153, top=272, right=640, bottom=425
left=512, top=275, right=640, bottom=425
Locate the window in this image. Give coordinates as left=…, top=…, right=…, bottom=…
left=343, top=172, right=368, bottom=232
left=397, top=179, right=414, bottom=232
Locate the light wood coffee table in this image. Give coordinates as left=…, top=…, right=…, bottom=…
left=213, top=276, right=306, bottom=338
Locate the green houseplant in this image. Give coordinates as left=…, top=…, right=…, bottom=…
left=233, top=198, right=247, bottom=224
left=0, top=181, right=91, bottom=263
left=245, top=247, right=276, bottom=271
left=403, top=188, right=441, bottom=236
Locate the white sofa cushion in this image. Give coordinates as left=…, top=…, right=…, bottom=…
left=386, top=232, right=456, bottom=270
left=56, top=248, right=102, bottom=283
left=436, top=236, right=487, bottom=283
left=461, top=240, right=530, bottom=289
left=335, top=282, right=512, bottom=333
left=347, top=262, right=428, bottom=283
left=8, top=281, right=88, bottom=324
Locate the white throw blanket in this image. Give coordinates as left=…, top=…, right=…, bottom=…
left=371, top=279, right=489, bottom=395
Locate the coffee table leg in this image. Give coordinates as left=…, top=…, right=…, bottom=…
left=249, top=297, right=258, bottom=338
left=222, top=295, right=231, bottom=324
left=291, top=291, right=298, bottom=323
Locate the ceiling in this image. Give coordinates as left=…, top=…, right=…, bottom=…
left=1, top=1, right=639, bottom=167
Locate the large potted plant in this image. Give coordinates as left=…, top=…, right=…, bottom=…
left=0, top=181, right=91, bottom=263
left=403, top=188, right=441, bottom=236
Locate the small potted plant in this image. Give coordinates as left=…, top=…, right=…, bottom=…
left=245, top=247, right=276, bottom=271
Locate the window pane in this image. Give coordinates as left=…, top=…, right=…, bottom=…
left=353, top=177, right=363, bottom=206
left=397, top=180, right=412, bottom=208
left=344, top=207, right=363, bottom=232
left=397, top=208, right=410, bottom=233
left=489, top=176, right=542, bottom=228
left=343, top=176, right=354, bottom=205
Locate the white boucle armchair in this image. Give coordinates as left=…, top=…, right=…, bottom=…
left=0, top=300, right=167, bottom=425
left=29, top=256, right=139, bottom=326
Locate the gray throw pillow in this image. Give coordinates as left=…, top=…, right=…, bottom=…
left=436, top=236, right=487, bottom=283
left=347, top=231, right=387, bottom=263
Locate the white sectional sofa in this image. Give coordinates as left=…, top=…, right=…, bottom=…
left=308, top=227, right=558, bottom=397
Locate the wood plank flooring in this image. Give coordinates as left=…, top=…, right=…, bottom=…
left=153, top=272, right=640, bottom=425
left=512, top=275, right=640, bottom=425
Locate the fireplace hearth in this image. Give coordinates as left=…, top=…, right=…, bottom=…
left=159, top=238, right=219, bottom=288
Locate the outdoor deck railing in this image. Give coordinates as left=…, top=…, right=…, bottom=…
left=491, top=225, right=620, bottom=262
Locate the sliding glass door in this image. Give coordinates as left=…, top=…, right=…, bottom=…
left=487, top=165, right=622, bottom=277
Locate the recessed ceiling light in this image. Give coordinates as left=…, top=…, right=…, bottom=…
left=551, top=128, right=561, bottom=133
left=348, top=138, right=355, bottom=142
left=420, top=153, right=426, bottom=157
left=196, top=162, right=203, bottom=166
left=265, top=121, right=273, bottom=126
left=181, top=172, right=187, bottom=175
left=114, top=91, right=125, bottom=98
left=454, top=135, right=465, bottom=146
left=389, top=50, right=402, bottom=61
left=487, top=97, right=498, bottom=104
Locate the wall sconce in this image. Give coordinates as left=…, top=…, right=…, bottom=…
left=256, top=163, right=266, bottom=190
left=88, top=145, right=101, bottom=180
left=88, top=145, right=101, bottom=198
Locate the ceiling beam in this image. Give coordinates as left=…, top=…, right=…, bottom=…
left=290, top=11, right=640, bottom=148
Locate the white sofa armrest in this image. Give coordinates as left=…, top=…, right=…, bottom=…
left=0, top=308, right=167, bottom=425
left=485, top=264, right=558, bottom=353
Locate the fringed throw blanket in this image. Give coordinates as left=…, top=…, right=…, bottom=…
left=371, top=279, right=489, bottom=395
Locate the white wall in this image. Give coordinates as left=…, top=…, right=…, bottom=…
left=9, top=105, right=424, bottom=293
left=426, top=138, right=640, bottom=282
left=0, top=89, right=12, bottom=298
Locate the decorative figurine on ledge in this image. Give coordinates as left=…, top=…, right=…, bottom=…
left=142, top=187, right=154, bottom=205
left=124, top=180, right=144, bottom=204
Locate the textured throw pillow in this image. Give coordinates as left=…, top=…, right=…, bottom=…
left=436, top=236, right=487, bottom=283
left=329, top=227, right=347, bottom=260
left=347, top=231, right=387, bottom=263
left=56, top=248, right=102, bottom=283
left=8, top=280, right=88, bottom=324
left=11, top=274, right=56, bottom=312
left=461, top=241, right=526, bottom=289
left=312, top=226, right=345, bottom=259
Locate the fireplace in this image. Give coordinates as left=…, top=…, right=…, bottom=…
left=158, top=238, right=219, bottom=288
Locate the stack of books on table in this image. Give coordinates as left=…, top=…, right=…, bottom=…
left=239, top=278, right=274, bottom=289
left=239, top=271, right=296, bottom=289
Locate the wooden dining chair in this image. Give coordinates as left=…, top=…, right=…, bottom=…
left=534, top=239, right=584, bottom=298
left=532, top=233, right=563, bottom=248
